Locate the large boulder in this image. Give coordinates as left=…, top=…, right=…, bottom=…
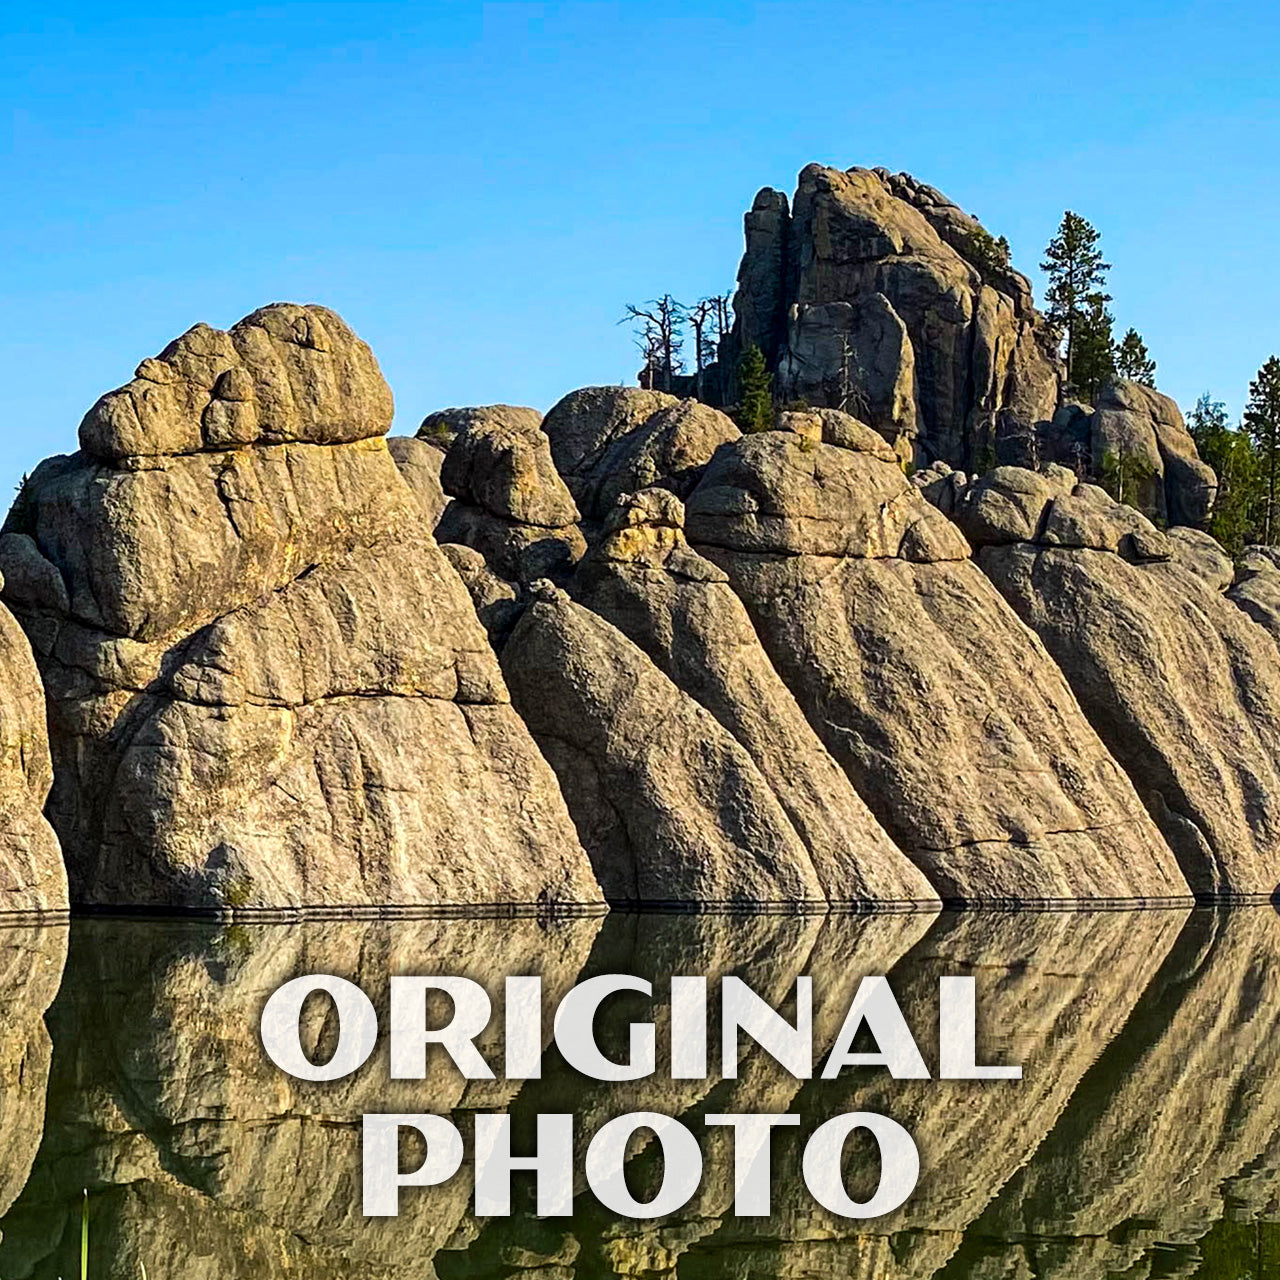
left=720, top=165, right=1062, bottom=467
left=431, top=403, right=586, bottom=583
left=573, top=486, right=937, bottom=906
left=0, top=305, right=601, bottom=912
left=540, top=387, right=740, bottom=527
left=0, top=583, right=65, bottom=913
left=950, top=467, right=1280, bottom=897
left=501, top=583, right=828, bottom=907
left=684, top=416, right=1189, bottom=905
left=1088, top=380, right=1217, bottom=526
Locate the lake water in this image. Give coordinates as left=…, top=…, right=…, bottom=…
left=0, top=907, right=1276, bottom=1278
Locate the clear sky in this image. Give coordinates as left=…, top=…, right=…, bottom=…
left=2, top=1, right=1277, bottom=495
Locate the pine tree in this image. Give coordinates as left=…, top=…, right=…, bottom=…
left=1041, top=211, right=1112, bottom=398
left=1115, top=327, right=1156, bottom=386
left=1244, top=356, right=1280, bottom=543
left=736, top=343, right=773, bottom=433
left=1188, top=392, right=1261, bottom=554
left=1099, top=447, right=1154, bottom=511
left=1071, top=295, right=1116, bottom=402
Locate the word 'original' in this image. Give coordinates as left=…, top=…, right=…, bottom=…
left=259, top=973, right=1021, bottom=1218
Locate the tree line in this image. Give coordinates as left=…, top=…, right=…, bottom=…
left=1040, top=210, right=1155, bottom=400
left=1039, top=210, right=1280, bottom=552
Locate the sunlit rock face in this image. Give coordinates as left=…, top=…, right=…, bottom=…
left=0, top=305, right=601, bottom=913
left=718, top=165, right=1062, bottom=469
left=937, top=466, right=1280, bottom=898
left=683, top=423, right=1189, bottom=906
left=571, top=486, right=936, bottom=907
left=0, top=597, right=65, bottom=913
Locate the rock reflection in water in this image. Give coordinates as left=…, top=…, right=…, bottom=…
left=0, top=908, right=1279, bottom=1279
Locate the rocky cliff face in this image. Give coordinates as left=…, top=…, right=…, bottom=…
left=721, top=165, right=1062, bottom=469
left=925, top=465, right=1280, bottom=897
left=682, top=413, right=1188, bottom=904
left=0, top=305, right=600, bottom=912
left=715, top=166, right=1217, bottom=528
left=2, top=297, right=1274, bottom=913
left=0, top=590, right=65, bottom=914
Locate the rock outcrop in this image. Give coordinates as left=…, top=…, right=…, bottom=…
left=0, top=306, right=601, bottom=912
left=424, top=399, right=938, bottom=909
left=572, top=485, right=937, bottom=906
left=1083, top=380, right=1218, bottom=526
left=942, top=466, right=1280, bottom=897
left=502, top=583, right=830, bottom=908
left=684, top=412, right=1190, bottom=905
left=720, top=165, right=1062, bottom=468
left=0, top=589, right=65, bottom=913
left=540, top=387, right=740, bottom=528
left=712, top=166, right=1217, bottom=530
left=432, top=404, right=586, bottom=582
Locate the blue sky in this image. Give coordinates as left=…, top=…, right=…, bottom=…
left=2, top=1, right=1277, bottom=495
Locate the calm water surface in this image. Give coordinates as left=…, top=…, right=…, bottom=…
left=0, top=907, right=1276, bottom=1278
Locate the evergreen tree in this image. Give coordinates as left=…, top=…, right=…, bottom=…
left=1071, top=296, right=1116, bottom=402
left=1041, top=211, right=1112, bottom=398
left=736, top=343, right=774, bottom=433
left=961, top=225, right=1011, bottom=278
left=1099, top=446, right=1154, bottom=511
left=1188, top=392, right=1260, bottom=555
left=1115, top=327, right=1156, bottom=386
left=1244, top=356, right=1280, bottom=543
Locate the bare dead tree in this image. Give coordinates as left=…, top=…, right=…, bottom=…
left=621, top=295, right=685, bottom=392
left=710, top=292, right=733, bottom=345
left=687, top=298, right=719, bottom=399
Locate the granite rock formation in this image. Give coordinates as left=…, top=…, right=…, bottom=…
left=572, top=485, right=936, bottom=906
left=0, top=590, right=65, bottom=913
left=540, top=387, right=740, bottom=528
left=683, top=413, right=1190, bottom=904
left=719, top=165, right=1061, bottom=468
left=1, top=295, right=1268, bottom=912
left=0, top=306, right=601, bottom=912
left=1082, top=379, right=1218, bottom=526
left=432, top=404, right=586, bottom=583
left=712, top=166, right=1217, bottom=530
left=937, top=465, right=1280, bottom=897
left=502, top=583, right=830, bottom=908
